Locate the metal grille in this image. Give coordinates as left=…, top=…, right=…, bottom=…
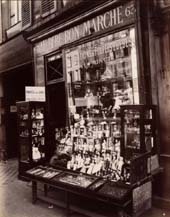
left=22, top=0, right=31, bottom=29
left=41, top=0, right=56, bottom=16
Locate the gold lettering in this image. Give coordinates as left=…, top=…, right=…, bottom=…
left=74, top=26, right=80, bottom=40
left=65, top=30, right=71, bottom=43
left=117, top=6, right=123, bottom=24
left=97, top=15, right=104, bottom=31
left=103, top=11, right=111, bottom=28
left=91, top=18, right=97, bottom=32
left=83, top=21, right=91, bottom=36
left=110, top=9, right=117, bottom=26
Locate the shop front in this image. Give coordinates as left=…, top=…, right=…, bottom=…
left=33, top=0, right=142, bottom=157
left=23, top=0, right=159, bottom=216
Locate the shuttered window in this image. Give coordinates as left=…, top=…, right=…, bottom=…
left=41, top=0, right=57, bottom=17
left=21, top=0, right=32, bottom=29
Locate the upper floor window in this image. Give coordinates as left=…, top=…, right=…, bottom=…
left=10, top=0, right=21, bottom=26
left=41, top=0, right=57, bottom=17
left=61, top=0, right=80, bottom=8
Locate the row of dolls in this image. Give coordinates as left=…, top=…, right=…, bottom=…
left=73, top=137, right=120, bottom=155
left=67, top=150, right=125, bottom=181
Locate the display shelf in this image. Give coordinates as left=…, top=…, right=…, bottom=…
left=120, top=105, right=157, bottom=160
left=17, top=101, right=46, bottom=177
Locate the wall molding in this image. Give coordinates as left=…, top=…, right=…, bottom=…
left=160, top=154, right=170, bottom=158
left=153, top=195, right=170, bottom=210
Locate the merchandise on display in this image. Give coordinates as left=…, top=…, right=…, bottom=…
left=17, top=102, right=46, bottom=169
left=27, top=166, right=62, bottom=179
left=53, top=172, right=97, bottom=188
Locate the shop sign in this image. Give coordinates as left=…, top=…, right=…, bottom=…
left=36, top=1, right=135, bottom=55
left=25, top=86, right=45, bottom=102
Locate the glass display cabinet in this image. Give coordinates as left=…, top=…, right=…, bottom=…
left=120, top=104, right=157, bottom=160
left=16, top=101, right=46, bottom=178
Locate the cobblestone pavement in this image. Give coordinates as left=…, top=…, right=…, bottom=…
left=0, top=159, right=18, bottom=185
left=0, top=159, right=170, bottom=217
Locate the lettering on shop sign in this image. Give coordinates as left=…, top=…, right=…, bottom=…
left=36, top=1, right=135, bottom=55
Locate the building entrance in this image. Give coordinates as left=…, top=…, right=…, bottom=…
left=3, top=64, right=34, bottom=159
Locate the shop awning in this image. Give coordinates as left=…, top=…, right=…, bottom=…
left=0, top=35, right=32, bottom=73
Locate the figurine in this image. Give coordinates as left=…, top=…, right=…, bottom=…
left=123, top=80, right=133, bottom=104
left=32, top=145, right=41, bottom=161
left=113, top=89, right=123, bottom=111
left=94, top=139, right=101, bottom=152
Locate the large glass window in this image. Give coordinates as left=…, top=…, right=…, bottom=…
left=53, top=28, right=139, bottom=181
left=66, top=27, right=139, bottom=121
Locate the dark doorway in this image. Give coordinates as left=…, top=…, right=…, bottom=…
left=3, top=64, right=34, bottom=159
left=47, top=82, right=67, bottom=128
left=46, top=81, right=67, bottom=159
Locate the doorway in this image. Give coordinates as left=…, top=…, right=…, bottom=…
left=45, top=52, right=67, bottom=159
left=3, top=64, right=34, bottom=159
left=46, top=81, right=67, bottom=159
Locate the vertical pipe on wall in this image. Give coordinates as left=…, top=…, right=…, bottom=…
left=135, top=0, right=152, bottom=104
left=135, top=0, right=146, bottom=104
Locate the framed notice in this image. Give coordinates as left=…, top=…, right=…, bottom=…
left=25, top=86, right=45, bottom=102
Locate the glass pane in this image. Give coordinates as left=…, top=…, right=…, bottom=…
left=31, top=105, right=45, bottom=162
left=66, top=28, right=139, bottom=121
left=10, top=0, right=18, bottom=26
left=47, top=54, right=63, bottom=82
left=20, top=140, right=29, bottom=161
left=124, top=109, right=140, bottom=150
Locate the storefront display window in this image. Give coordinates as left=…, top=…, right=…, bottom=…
left=66, top=28, right=139, bottom=119
left=50, top=27, right=140, bottom=181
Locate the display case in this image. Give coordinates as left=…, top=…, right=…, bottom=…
left=52, top=171, right=97, bottom=188
left=17, top=101, right=46, bottom=178
left=27, top=165, right=62, bottom=179
left=120, top=104, right=157, bottom=160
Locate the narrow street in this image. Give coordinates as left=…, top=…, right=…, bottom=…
left=0, top=159, right=74, bottom=217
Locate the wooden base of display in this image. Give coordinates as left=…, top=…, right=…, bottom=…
left=24, top=165, right=153, bottom=217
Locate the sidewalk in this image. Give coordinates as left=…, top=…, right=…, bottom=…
left=0, top=159, right=170, bottom=217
